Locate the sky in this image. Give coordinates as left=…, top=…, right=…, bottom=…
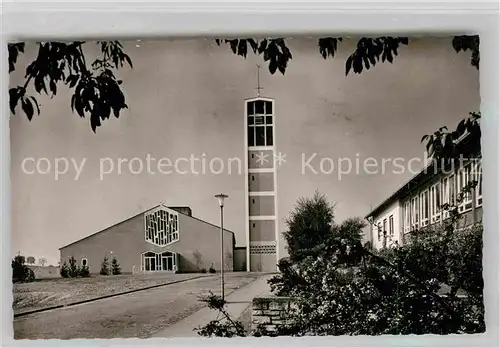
left=10, top=37, right=480, bottom=265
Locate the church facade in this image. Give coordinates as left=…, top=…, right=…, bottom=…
left=59, top=205, right=236, bottom=274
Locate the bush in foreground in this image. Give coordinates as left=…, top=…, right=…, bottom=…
left=197, top=189, right=484, bottom=337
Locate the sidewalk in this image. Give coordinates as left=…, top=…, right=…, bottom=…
left=153, top=274, right=272, bottom=337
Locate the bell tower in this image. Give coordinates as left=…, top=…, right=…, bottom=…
left=244, top=65, right=279, bottom=272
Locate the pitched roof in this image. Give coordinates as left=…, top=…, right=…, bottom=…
left=59, top=204, right=235, bottom=250
left=366, top=132, right=481, bottom=219
left=365, top=162, right=434, bottom=219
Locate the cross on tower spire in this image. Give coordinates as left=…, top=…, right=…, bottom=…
left=255, top=64, right=264, bottom=97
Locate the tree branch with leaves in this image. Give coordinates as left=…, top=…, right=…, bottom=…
left=9, top=35, right=479, bottom=133
left=8, top=41, right=132, bottom=132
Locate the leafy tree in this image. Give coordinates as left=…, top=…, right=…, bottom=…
left=38, top=257, right=47, bottom=266
left=283, top=191, right=336, bottom=263
left=8, top=41, right=132, bottom=132
left=26, top=256, right=35, bottom=265
left=100, top=256, right=110, bottom=275
left=421, top=112, right=481, bottom=163
left=8, top=35, right=478, bottom=135
left=111, top=257, right=122, bottom=275
left=219, top=35, right=480, bottom=159
left=12, top=255, right=35, bottom=283
left=215, top=35, right=478, bottom=76
left=269, top=200, right=365, bottom=297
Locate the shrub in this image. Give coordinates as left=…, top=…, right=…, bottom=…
left=263, top=188, right=485, bottom=336
left=208, top=264, right=216, bottom=273
left=196, top=292, right=246, bottom=338
left=60, top=261, right=69, bottom=278
left=79, top=264, right=90, bottom=277
left=111, top=257, right=122, bottom=275
left=200, top=268, right=207, bottom=274
left=268, top=258, right=307, bottom=296
left=271, top=223, right=484, bottom=336
left=100, top=256, right=110, bottom=275
left=197, top=188, right=485, bottom=337
left=25, top=268, right=35, bottom=282
left=68, top=256, right=80, bottom=278
left=59, top=258, right=90, bottom=278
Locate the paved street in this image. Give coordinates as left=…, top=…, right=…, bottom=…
left=14, top=273, right=266, bottom=339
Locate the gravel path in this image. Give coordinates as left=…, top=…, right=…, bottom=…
left=14, top=273, right=263, bottom=339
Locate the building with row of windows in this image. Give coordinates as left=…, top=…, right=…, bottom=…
left=366, top=135, right=482, bottom=249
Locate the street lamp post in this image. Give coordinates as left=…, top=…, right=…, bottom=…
left=214, top=193, right=228, bottom=301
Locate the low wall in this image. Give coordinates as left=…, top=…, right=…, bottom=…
left=27, top=265, right=60, bottom=279
left=251, top=296, right=293, bottom=333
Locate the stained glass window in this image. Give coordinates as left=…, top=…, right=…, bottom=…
left=144, top=207, right=180, bottom=246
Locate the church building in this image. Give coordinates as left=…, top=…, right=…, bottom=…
left=59, top=205, right=237, bottom=274
left=60, top=89, right=282, bottom=274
